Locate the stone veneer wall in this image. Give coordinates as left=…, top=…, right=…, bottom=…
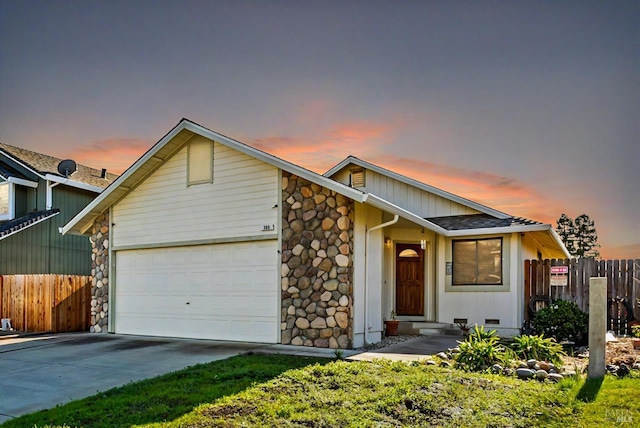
left=89, top=213, right=109, bottom=333
left=281, top=172, right=355, bottom=349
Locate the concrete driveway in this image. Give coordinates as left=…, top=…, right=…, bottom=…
left=0, top=333, right=267, bottom=423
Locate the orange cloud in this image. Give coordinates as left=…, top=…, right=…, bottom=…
left=600, top=244, right=640, bottom=260
left=68, top=138, right=152, bottom=174
left=249, top=118, right=398, bottom=172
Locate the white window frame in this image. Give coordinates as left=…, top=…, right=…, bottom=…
left=0, top=181, right=15, bottom=221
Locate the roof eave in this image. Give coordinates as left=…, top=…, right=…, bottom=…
left=446, top=224, right=552, bottom=236
left=325, top=156, right=510, bottom=219
left=0, top=211, right=60, bottom=241
left=8, top=177, right=38, bottom=188
left=44, top=174, right=104, bottom=193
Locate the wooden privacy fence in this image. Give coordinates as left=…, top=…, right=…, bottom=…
left=524, top=258, right=640, bottom=335
left=0, top=275, right=91, bottom=333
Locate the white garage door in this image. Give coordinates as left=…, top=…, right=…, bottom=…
left=114, top=240, right=278, bottom=343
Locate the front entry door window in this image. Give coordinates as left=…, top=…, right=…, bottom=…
left=395, top=243, right=424, bottom=315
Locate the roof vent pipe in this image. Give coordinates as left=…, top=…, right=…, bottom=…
left=100, top=168, right=107, bottom=179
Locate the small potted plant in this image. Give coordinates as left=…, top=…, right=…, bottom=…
left=457, top=321, right=470, bottom=337
left=384, top=311, right=400, bottom=336
left=631, top=324, right=640, bottom=350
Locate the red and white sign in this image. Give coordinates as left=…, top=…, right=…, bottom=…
left=550, top=266, right=569, bottom=274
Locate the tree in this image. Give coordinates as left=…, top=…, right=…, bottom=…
left=556, top=213, right=576, bottom=255
left=555, top=213, right=600, bottom=258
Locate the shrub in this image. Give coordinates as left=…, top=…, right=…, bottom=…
left=453, top=326, right=517, bottom=371
left=510, top=334, right=566, bottom=365
left=533, top=300, right=588, bottom=343
left=468, top=324, right=497, bottom=342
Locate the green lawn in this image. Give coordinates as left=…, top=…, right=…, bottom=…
left=3, top=354, right=639, bottom=428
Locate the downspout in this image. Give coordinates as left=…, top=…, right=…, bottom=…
left=46, top=180, right=60, bottom=210
left=364, top=214, right=399, bottom=345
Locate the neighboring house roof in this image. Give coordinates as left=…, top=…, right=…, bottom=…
left=62, top=118, right=367, bottom=236
left=0, top=209, right=60, bottom=241
left=0, top=143, right=118, bottom=191
left=0, top=163, right=30, bottom=181
left=324, top=155, right=511, bottom=220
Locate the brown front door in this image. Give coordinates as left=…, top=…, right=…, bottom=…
left=395, top=243, right=424, bottom=315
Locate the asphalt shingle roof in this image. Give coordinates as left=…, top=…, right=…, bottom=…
left=0, top=143, right=118, bottom=189
left=426, top=213, right=542, bottom=231
left=0, top=209, right=60, bottom=240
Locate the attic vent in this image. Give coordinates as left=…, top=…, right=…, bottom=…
left=350, top=169, right=365, bottom=188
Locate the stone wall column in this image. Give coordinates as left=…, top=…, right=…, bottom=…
left=89, top=213, right=109, bottom=333
left=281, top=173, right=355, bottom=349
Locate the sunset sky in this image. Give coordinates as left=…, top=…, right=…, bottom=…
left=0, top=1, right=637, bottom=258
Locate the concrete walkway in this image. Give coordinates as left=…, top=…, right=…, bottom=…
left=348, top=335, right=462, bottom=362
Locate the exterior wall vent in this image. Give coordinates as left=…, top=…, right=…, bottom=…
left=453, top=318, right=468, bottom=324
left=350, top=169, right=365, bottom=188
left=485, top=319, right=500, bottom=325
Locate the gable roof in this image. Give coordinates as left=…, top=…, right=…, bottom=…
left=325, top=157, right=569, bottom=257
left=62, top=119, right=368, bottom=236
left=0, top=143, right=118, bottom=191
left=0, top=209, right=60, bottom=241
left=324, top=156, right=510, bottom=219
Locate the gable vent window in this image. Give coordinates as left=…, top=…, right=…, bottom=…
left=188, top=139, right=214, bottom=186
left=350, top=169, right=365, bottom=188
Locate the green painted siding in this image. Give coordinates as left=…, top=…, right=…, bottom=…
left=14, top=186, right=30, bottom=217
left=0, top=184, right=96, bottom=275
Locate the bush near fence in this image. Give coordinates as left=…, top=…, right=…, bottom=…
left=524, top=258, right=640, bottom=336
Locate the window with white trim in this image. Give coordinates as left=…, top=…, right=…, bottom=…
left=452, top=238, right=502, bottom=285
left=188, top=139, right=214, bottom=186
left=0, top=180, right=14, bottom=221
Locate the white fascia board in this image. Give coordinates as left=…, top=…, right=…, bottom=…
left=0, top=211, right=60, bottom=241
left=182, top=121, right=367, bottom=203
left=7, top=177, right=38, bottom=188
left=445, top=224, right=570, bottom=257
left=325, top=156, right=510, bottom=219
left=365, top=194, right=450, bottom=235
left=44, top=174, right=103, bottom=193
left=548, top=227, right=572, bottom=258
left=446, top=224, right=553, bottom=236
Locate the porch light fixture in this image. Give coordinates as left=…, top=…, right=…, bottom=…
left=385, top=237, right=391, bottom=247
left=421, top=239, right=426, bottom=250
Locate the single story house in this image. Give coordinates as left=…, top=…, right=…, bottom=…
left=0, top=143, right=117, bottom=275
left=62, top=119, right=569, bottom=347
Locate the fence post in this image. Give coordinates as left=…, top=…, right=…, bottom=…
left=588, top=277, right=607, bottom=379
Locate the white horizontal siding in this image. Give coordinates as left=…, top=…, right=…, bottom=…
left=366, top=170, right=479, bottom=217
left=113, top=136, right=279, bottom=247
